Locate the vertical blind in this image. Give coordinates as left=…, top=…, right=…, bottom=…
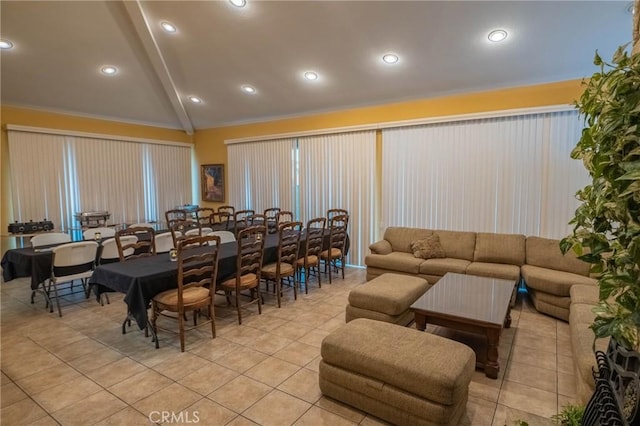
left=298, top=131, right=377, bottom=266
left=227, top=130, right=376, bottom=266
left=7, top=129, right=192, bottom=231
left=381, top=110, right=588, bottom=238
left=227, top=138, right=296, bottom=213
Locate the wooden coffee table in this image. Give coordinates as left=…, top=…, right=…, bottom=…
left=410, top=273, right=517, bottom=379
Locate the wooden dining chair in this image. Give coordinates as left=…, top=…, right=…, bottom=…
left=296, top=217, right=326, bottom=293
left=195, top=207, right=215, bottom=226
left=276, top=211, right=294, bottom=226
left=327, top=208, right=349, bottom=221
left=150, top=234, right=221, bottom=351
left=263, top=207, right=281, bottom=233
left=233, top=209, right=255, bottom=236
left=165, top=209, right=187, bottom=227
left=211, top=211, right=232, bottom=231
left=218, top=225, right=266, bottom=325
left=248, top=213, right=266, bottom=227
left=320, top=214, right=349, bottom=283
left=217, top=205, right=235, bottom=218
left=262, top=221, right=302, bottom=307
left=169, top=219, right=198, bottom=248
left=115, top=226, right=156, bottom=261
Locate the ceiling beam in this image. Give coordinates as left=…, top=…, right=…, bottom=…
left=122, top=1, right=194, bottom=135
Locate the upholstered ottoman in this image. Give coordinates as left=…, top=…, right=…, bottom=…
left=345, top=273, right=429, bottom=325
left=319, top=318, right=475, bottom=426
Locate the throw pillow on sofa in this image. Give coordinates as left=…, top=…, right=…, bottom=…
left=411, top=235, right=446, bottom=259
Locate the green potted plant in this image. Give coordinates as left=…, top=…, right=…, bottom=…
left=561, top=41, right=640, bottom=353
left=560, top=6, right=640, bottom=423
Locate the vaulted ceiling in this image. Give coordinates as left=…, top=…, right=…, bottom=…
left=0, top=1, right=634, bottom=134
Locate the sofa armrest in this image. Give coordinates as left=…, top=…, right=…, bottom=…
left=369, top=240, right=392, bottom=255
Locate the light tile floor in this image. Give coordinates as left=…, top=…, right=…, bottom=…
left=1, top=267, right=579, bottom=425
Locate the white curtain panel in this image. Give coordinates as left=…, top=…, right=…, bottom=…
left=73, top=137, right=146, bottom=226
left=227, top=138, right=296, bottom=213
left=8, top=130, right=192, bottom=230
left=7, top=131, right=77, bottom=231
left=298, top=130, right=377, bottom=266
left=143, top=143, right=192, bottom=223
left=381, top=110, right=588, bottom=239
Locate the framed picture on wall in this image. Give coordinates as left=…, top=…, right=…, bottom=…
left=201, top=164, right=225, bottom=202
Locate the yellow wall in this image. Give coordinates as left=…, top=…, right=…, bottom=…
left=193, top=79, right=585, bottom=208
left=1, top=106, right=193, bottom=229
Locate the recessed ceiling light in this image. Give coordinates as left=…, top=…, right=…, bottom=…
left=0, top=40, right=14, bottom=49
left=161, top=21, right=177, bottom=33
left=304, top=71, right=319, bottom=81
left=100, top=66, right=118, bottom=75
left=188, top=96, right=202, bottom=104
left=488, top=29, right=508, bottom=42
left=382, top=53, right=399, bottom=64
left=241, top=85, right=256, bottom=94
left=229, top=0, right=246, bottom=7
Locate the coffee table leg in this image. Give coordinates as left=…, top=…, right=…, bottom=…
left=485, top=328, right=500, bottom=379
left=414, top=314, right=427, bottom=332
left=504, top=308, right=512, bottom=329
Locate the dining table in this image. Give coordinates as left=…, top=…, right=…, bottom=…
left=2, top=228, right=349, bottom=331
left=89, top=234, right=280, bottom=330
left=1, top=244, right=89, bottom=290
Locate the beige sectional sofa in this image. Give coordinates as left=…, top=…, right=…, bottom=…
left=365, top=226, right=603, bottom=404
left=366, top=227, right=525, bottom=284
left=569, top=284, right=609, bottom=403
left=522, top=236, right=597, bottom=321
left=366, top=227, right=596, bottom=320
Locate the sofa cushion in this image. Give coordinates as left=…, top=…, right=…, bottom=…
left=383, top=227, right=433, bottom=253
left=570, top=284, right=600, bottom=305
left=419, top=258, right=471, bottom=276
left=473, top=232, right=525, bottom=265
left=465, top=262, right=521, bottom=281
left=365, top=252, right=424, bottom=274
left=411, top=235, right=446, bottom=260
left=369, top=239, right=392, bottom=255
left=434, top=230, right=476, bottom=261
left=522, top=264, right=597, bottom=297
left=526, top=236, right=591, bottom=276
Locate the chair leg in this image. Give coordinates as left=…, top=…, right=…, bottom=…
left=235, top=291, right=242, bottom=325
left=276, top=276, right=281, bottom=308
left=150, top=303, right=160, bottom=348
left=82, top=279, right=90, bottom=299
left=256, top=286, right=262, bottom=315
left=52, top=283, right=62, bottom=317
left=178, top=310, right=186, bottom=352
left=209, top=304, right=216, bottom=339
left=292, top=274, right=297, bottom=301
